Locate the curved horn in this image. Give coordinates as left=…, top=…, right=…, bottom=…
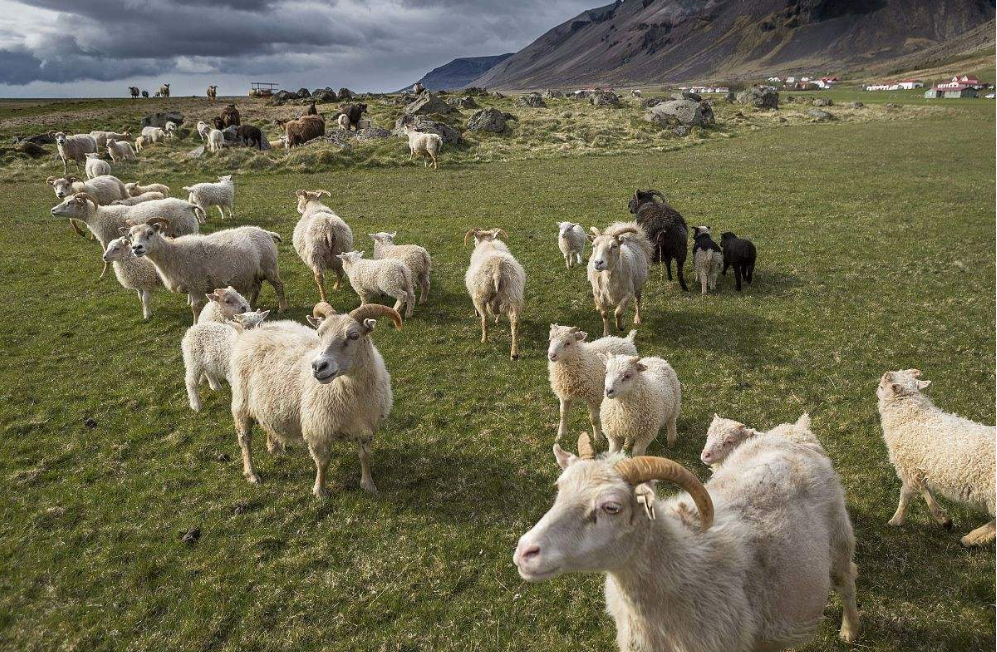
left=46, top=176, right=57, bottom=184
left=612, top=226, right=639, bottom=238
left=147, top=217, right=170, bottom=229
left=614, top=457, right=714, bottom=531
left=312, top=301, right=337, bottom=319
left=577, top=432, right=595, bottom=461
left=76, top=192, right=99, bottom=209
left=314, top=189, right=331, bottom=197
left=349, top=304, right=403, bottom=330
left=463, top=228, right=481, bottom=247
left=493, top=229, right=509, bottom=241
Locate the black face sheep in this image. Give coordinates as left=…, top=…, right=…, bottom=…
left=235, top=124, right=263, bottom=149
left=719, top=232, right=756, bottom=291
left=627, top=189, right=689, bottom=291
left=340, top=103, right=368, bottom=130
left=691, top=226, right=723, bottom=295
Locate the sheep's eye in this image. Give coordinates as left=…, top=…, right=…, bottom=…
left=601, top=502, right=622, bottom=515
left=347, top=332, right=359, bottom=341
left=564, top=342, right=571, bottom=347
left=623, top=373, right=631, bottom=380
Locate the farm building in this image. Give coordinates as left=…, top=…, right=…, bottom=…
left=937, top=75, right=987, bottom=90
left=925, top=84, right=978, bottom=98
left=897, top=79, right=924, bottom=89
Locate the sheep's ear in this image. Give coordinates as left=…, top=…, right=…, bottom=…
left=362, top=318, right=377, bottom=333
left=916, top=380, right=931, bottom=390
left=305, top=315, right=323, bottom=328
left=553, top=444, right=577, bottom=470
left=634, top=359, right=647, bottom=372
left=207, top=293, right=220, bottom=303
left=259, top=310, right=270, bottom=320
left=118, top=226, right=130, bottom=236
left=574, top=331, right=587, bottom=342
left=389, top=232, right=397, bottom=239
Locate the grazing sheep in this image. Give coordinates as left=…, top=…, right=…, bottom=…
left=235, top=124, right=263, bottom=149
left=691, top=225, right=723, bottom=295
left=195, top=121, right=212, bottom=141
left=340, top=102, right=367, bottom=130
left=403, top=123, right=442, bottom=168
left=556, top=221, right=585, bottom=268
left=198, top=286, right=252, bottom=324
left=548, top=324, right=637, bottom=443
left=141, top=90, right=149, bottom=99
left=101, top=236, right=162, bottom=319
left=628, top=189, right=689, bottom=291
left=54, top=132, right=98, bottom=173
left=463, top=228, right=525, bottom=360
left=220, top=104, right=240, bottom=127
left=47, top=174, right=128, bottom=204
left=125, top=182, right=170, bottom=197
left=207, top=85, right=217, bottom=100
left=587, top=222, right=653, bottom=336
left=338, top=251, right=415, bottom=319
left=111, top=191, right=165, bottom=206
left=369, top=231, right=432, bottom=304
left=514, top=431, right=860, bottom=651
left=182, top=310, right=269, bottom=411
left=89, top=130, right=130, bottom=149
left=282, top=115, right=325, bottom=148
left=134, top=136, right=148, bottom=152
left=230, top=302, right=403, bottom=496
left=337, top=114, right=351, bottom=131
left=601, top=354, right=681, bottom=454
left=141, top=126, right=166, bottom=144
left=106, top=138, right=137, bottom=162
left=159, top=83, right=170, bottom=98
left=720, top=232, right=757, bottom=291
left=164, top=121, right=177, bottom=138
left=183, top=175, right=235, bottom=220
left=877, top=369, right=996, bottom=547
left=292, top=189, right=354, bottom=302
left=701, top=413, right=821, bottom=468
left=631, top=89, right=642, bottom=98
left=129, top=86, right=140, bottom=99
left=84, top=153, right=111, bottom=179
left=207, top=129, right=224, bottom=153
left=126, top=220, right=288, bottom=322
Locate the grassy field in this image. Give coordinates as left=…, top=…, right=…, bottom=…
left=0, top=91, right=994, bottom=652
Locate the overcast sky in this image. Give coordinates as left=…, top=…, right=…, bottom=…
left=0, top=0, right=598, bottom=98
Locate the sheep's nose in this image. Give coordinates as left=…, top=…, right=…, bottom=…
left=605, top=388, right=615, bottom=398
left=516, top=543, right=541, bottom=567
left=312, top=359, right=329, bottom=374
left=548, top=353, right=557, bottom=361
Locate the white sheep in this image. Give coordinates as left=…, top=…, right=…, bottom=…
left=196, top=121, right=212, bottom=141
left=126, top=220, right=288, bottom=322
left=89, top=130, right=130, bottom=150
left=84, top=153, right=111, bottom=180
left=692, top=226, right=723, bottom=295
left=587, top=222, right=653, bottom=336
left=47, top=174, right=128, bottom=204
left=135, top=136, right=148, bottom=152
left=292, top=189, right=354, bottom=302
left=50, top=194, right=201, bottom=248
left=601, top=354, right=681, bottom=454
left=54, top=132, right=98, bottom=173
left=183, top=175, right=234, bottom=220
left=631, top=89, right=642, bottom=98
left=164, top=121, right=178, bottom=138
left=101, top=236, right=162, bottom=319
left=106, top=138, right=137, bottom=163
left=182, top=310, right=269, bottom=411
left=141, top=126, right=166, bottom=144
left=337, top=114, right=351, bottom=131
left=514, top=432, right=860, bottom=650
left=230, top=302, right=403, bottom=496
left=556, top=221, right=585, bottom=269
left=463, top=227, right=525, bottom=360
left=338, top=251, right=415, bottom=319
left=207, top=129, right=224, bottom=153
left=125, top=182, right=170, bottom=197
left=700, top=413, right=821, bottom=468
left=403, top=123, right=442, bottom=169
left=198, top=286, right=252, bottom=324
left=547, top=324, right=637, bottom=443
left=111, top=191, right=165, bottom=206
left=878, top=369, right=996, bottom=547
left=369, top=231, right=432, bottom=304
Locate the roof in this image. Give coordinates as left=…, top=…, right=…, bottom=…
left=935, top=84, right=973, bottom=92
left=899, top=78, right=922, bottom=83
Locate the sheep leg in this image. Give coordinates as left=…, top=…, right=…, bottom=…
left=919, top=487, right=952, bottom=529
left=140, top=289, right=152, bottom=320
left=234, top=413, right=261, bottom=484
left=265, top=428, right=285, bottom=455
left=100, top=261, right=110, bottom=279
left=575, top=253, right=582, bottom=266
left=666, top=412, right=678, bottom=448
left=69, top=219, right=88, bottom=239
left=185, top=364, right=202, bottom=411
left=888, top=482, right=916, bottom=526
left=190, top=293, right=206, bottom=324
left=556, top=398, right=572, bottom=442
left=598, top=307, right=610, bottom=337
left=733, top=265, right=743, bottom=292
left=431, top=153, right=438, bottom=169
left=308, top=440, right=332, bottom=499
left=206, top=374, right=223, bottom=391
left=722, top=260, right=729, bottom=276
left=699, top=266, right=708, bottom=294
left=607, top=435, right=622, bottom=454
left=832, top=560, right=860, bottom=643
left=632, top=440, right=649, bottom=457
left=676, top=261, right=689, bottom=292
left=509, top=310, right=520, bottom=360
left=961, top=519, right=997, bottom=547
left=268, top=273, right=288, bottom=313
left=419, top=273, right=430, bottom=304
left=587, top=403, right=604, bottom=443
left=664, top=259, right=673, bottom=280
left=614, top=297, right=630, bottom=332
left=564, top=255, right=571, bottom=270
left=633, top=291, right=642, bottom=326
left=216, top=206, right=226, bottom=220
left=473, top=299, right=489, bottom=342
left=313, top=270, right=327, bottom=303
left=357, top=439, right=378, bottom=494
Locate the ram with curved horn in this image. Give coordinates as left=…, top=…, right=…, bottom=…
left=515, top=430, right=860, bottom=651
left=230, top=302, right=402, bottom=497
left=586, top=221, right=653, bottom=336
left=463, top=227, right=525, bottom=359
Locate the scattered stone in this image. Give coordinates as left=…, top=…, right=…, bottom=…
left=885, top=103, right=901, bottom=108
left=296, top=87, right=311, bottom=98
left=543, top=89, right=565, bottom=99
left=405, top=91, right=455, bottom=116
left=812, top=97, right=833, bottom=107
left=466, top=107, right=508, bottom=132
left=671, top=91, right=702, bottom=102
left=326, top=131, right=354, bottom=149
left=591, top=90, right=621, bottom=107
left=83, top=417, right=98, bottom=429
left=559, top=111, right=573, bottom=118
left=338, top=88, right=354, bottom=100
left=13, top=131, right=55, bottom=145
left=141, top=111, right=184, bottom=128
left=672, top=125, right=691, bottom=137
left=641, top=97, right=663, bottom=109
left=447, top=96, right=478, bottom=109
left=736, top=86, right=779, bottom=109
left=187, top=145, right=206, bottom=159
left=517, top=92, right=546, bottom=108
left=646, top=99, right=715, bottom=127
left=356, top=126, right=392, bottom=141
left=18, top=142, right=48, bottom=158
left=848, top=101, right=864, bottom=108
left=312, top=88, right=338, bottom=103
left=808, top=108, right=833, bottom=121
left=180, top=527, right=201, bottom=545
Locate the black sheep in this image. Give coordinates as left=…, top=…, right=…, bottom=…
left=720, top=232, right=757, bottom=291
left=339, top=102, right=367, bottom=130
left=236, top=124, right=263, bottom=150
left=628, top=189, right=689, bottom=291
left=305, top=101, right=317, bottom=116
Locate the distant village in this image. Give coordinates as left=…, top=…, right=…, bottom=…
left=864, top=74, right=992, bottom=98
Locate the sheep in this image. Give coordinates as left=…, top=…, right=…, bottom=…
left=111, top=191, right=165, bottom=206
left=601, top=354, right=681, bottom=455
left=195, top=121, right=212, bottom=141
left=631, top=89, right=642, bottom=97
left=412, top=82, right=425, bottom=94
left=282, top=114, right=325, bottom=148
left=54, top=132, right=98, bottom=173
left=556, top=221, right=585, bottom=268
left=877, top=369, right=996, bottom=547
left=207, top=129, right=224, bottom=153
left=182, top=310, right=270, bottom=411
left=101, top=236, right=162, bottom=319
left=306, top=101, right=318, bottom=116
left=340, top=102, right=367, bottom=130
left=691, top=225, right=723, bottom=295
left=235, top=124, right=263, bottom=149
left=628, top=189, right=689, bottom=291
left=89, top=130, right=130, bottom=150
left=337, top=114, right=351, bottom=131
left=220, top=104, right=240, bottom=127
left=141, top=90, right=149, bottom=99
left=106, top=138, right=137, bottom=162
left=700, top=413, right=821, bottom=468
left=368, top=231, right=432, bottom=304
left=587, top=222, right=653, bottom=337
left=84, top=153, right=111, bottom=179
left=135, top=136, right=148, bottom=152
left=514, top=431, right=860, bottom=651
left=207, top=85, right=217, bottom=100
left=463, top=228, right=525, bottom=360
left=198, top=286, right=252, bottom=324
left=47, top=174, right=128, bottom=204
left=548, top=324, right=637, bottom=443
left=292, top=189, right=354, bottom=302
left=183, top=175, right=235, bottom=220
left=229, top=302, right=403, bottom=496
left=125, top=220, right=288, bottom=322
left=720, top=232, right=757, bottom=291
left=141, top=126, right=166, bottom=144
left=125, top=182, right=170, bottom=197
left=403, top=123, right=442, bottom=168
left=212, top=116, right=225, bottom=131
left=129, top=86, right=140, bottom=99
left=338, top=251, right=415, bottom=319
left=159, top=83, right=170, bottom=98
left=164, top=121, right=177, bottom=138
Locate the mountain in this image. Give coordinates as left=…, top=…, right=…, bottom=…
left=471, top=0, right=996, bottom=89
left=405, top=54, right=514, bottom=91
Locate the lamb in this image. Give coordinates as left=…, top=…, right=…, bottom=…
left=89, top=130, right=130, bottom=150
left=338, top=251, right=415, bottom=319
left=230, top=302, right=403, bottom=496
left=220, top=104, right=240, bottom=127
left=207, top=129, right=224, bottom=153
left=47, top=174, right=128, bottom=204
left=700, top=413, right=821, bottom=468
left=196, top=121, right=212, bottom=141
left=628, top=189, right=689, bottom=291
left=101, top=236, right=162, bottom=319
left=182, top=310, right=269, bottom=411
left=54, top=132, right=98, bottom=173
left=337, top=114, right=351, bottom=131
left=877, top=369, right=996, bottom=547
left=84, top=153, right=111, bottom=179
left=164, top=121, right=177, bottom=138
left=720, top=232, right=757, bottom=291
left=125, top=181, right=170, bottom=197
left=111, top=191, right=165, bottom=206
left=135, top=136, right=148, bottom=152
left=691, top=225, right=723, bottom=295
left=514, top=431, right=860, bottom=651
left=183, top=175, right=235, bottom=220
left=340, top=102, right=367, bottom=130
left=587, top=222, right=653, bottom=336
left=403, top=123, right=442, bottom=169
left=198, top=286, right=252, bottom=324
left=140, top=126, right=166, bottom=144
left=235, top=124, right=263, bottom=149
left=463, top=228, right=526, bottom=360
left=548, top=324, right=637, bottom=443
left=51, top=194, right=200, bottom=249
left=601, top=354, right=681, bottom=454
left=556, top=221, right=585, bottom=268
left=368, top=231, right=432, bottom=303
left=282, top=115, right=325, bottom=148
left=106, top=138, right=137, bottom=162
left=126, top=220, right=288, bottom=322
left=292, top=189, right=354, bottom=302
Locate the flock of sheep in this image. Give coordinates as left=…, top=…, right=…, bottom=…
left=37, top=104, right=995, bottom=652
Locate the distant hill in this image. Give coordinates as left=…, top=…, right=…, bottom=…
left=404, top=54, right=514, bottom=92
left=470, top=0, right=996, bottom=89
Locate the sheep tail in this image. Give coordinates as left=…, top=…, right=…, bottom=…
left=492, top=266, right=503, bottom=295
left=268, top=231, right=283, bottom=243
left=796, top=413, right=811, bottom=430
left=626, top=329, right=637, bottom=342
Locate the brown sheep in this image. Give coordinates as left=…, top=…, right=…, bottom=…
left=306, top=101, right=318, bottom=116
left=339, top=103, right=367, bottom=131
left=207, top=85, right=217, bottom=100
left=283, top=115, right=325, bottom=148
left=220, top=104, right=241, bottom=127
left=236, top=124, right=264, bottom=150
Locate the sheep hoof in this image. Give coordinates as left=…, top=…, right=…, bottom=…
left=313, top=484, right=330, bottom=499
left=887, top=517, right=904, bottom=527
left=360, top=479, right=378, bottom=494
left=511, top=353, right=519, bottom=361
left=245, top=472, right=262, bottom=485
left=839, top=626, right=858, bottom=643
left=942, top=518, right=954, bottom=531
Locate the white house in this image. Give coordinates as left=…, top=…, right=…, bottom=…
left=897, top=79, right=924, bottom=90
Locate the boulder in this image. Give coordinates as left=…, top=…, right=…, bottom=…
left=517, top=92, right=546, bottom=108
left=466, top=107, right=508, bottom=133
left=848, top=101, right=864, bottom=108
left=724, top=91, right=736, bottom=103
left=356, top=126, right=392, bottom=141
left=18, top=142, right=49, bottom=158
left=492, top=91, right=506, bottom=99
left=338, top=87, right=354, bottom=100
left=591, top=90, right=621, bottom=107
left=808, top=108, right=833, bottom=121
left=812, top=97, right=833, bottom=107
left=141, top=111, right=184, bottom=128
left=221, top=126, right=241, bottom=142
left=447, top=96, right=478, bottom=109
left=544, top=89, right=565, bottom=99
left=405, top=91, right=455, bottom=116
left=297, top=88, right=311, bottom=98
left=394, top=115, right=462, bottom=144
left=646, top=99, right=715, bottom=127
left=885, top=103, right=901, bottom=108
left=736, top=86, right=779, bottom=109
left=641, top=97, right=663, bottom=109
left=671, top=91, right=702, bottom=102
left=13, top=131, right=55, bottom=145
left=326, top=131, right=354, bottom=149
left=187, top=145, right=207, bottom=159
left=312, top=88, right=337, bottom=102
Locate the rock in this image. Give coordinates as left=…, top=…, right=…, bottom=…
left=325, top=131, right=354, bottom=149
left=672, top=125, right=691, bottom=137
left=517, top=92, right=546, bottom=108
left=885, top=103, right=901, bottom=108
left=736, top=86, right=779, bottom=110
left=848, top=101, right=864, bottom=108
left=405, top=91, right=455, bottom=116
left=447, top=96, right=478, bottom=109
left=641, top=97, right=663, bottom=109
left=13, top=131, right=55, bottom=145
left=338, top=87, right=354, bottom=100
left=465, top=87, right=488, bottom=96
left=141, top=111, right=184, bottom=128
left=83, top=417, right=98, bottom=429
left=724, top=91, right=736, bottom=103
left=671, top=91, right=701, bottom=102
left=812, top=97, right=833, bottom=107
left=646, top=99, right=715, bottom=127
left=778, top=116, right=788, bottom=123
left=180, top=527, right=201, bottom=546
left=221, top=126, right=240, bottom=143
left=559, top=111, right=572, bottom=118
left=394, top=115, right=462, bottom=144
left=356, top=126, right=392, bottom=141
left=808, top=108, right=833, bottom=121
left=591, top=90, right=621, bottom=107
left=297, top=87, right=311, bottom=98
left=187, top=145, right=206, bottom=158
left=466, top=107, right=508, bottom=133
left=18, top=142, right=48, bottom=158
left=312, top=89, right=337, bottom=103
left=492, top=91, right=505, bottom=99
left=233, top=501, right=250, bottom=515
left=543, top=89, right=565, bottom=99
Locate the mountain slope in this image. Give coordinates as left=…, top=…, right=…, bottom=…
left=406, top=54, right=514, bottom=91
left=471, top=0, right=996, bottom=89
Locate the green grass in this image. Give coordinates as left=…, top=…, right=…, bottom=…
left=0, top=96, right=994, bottom=652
